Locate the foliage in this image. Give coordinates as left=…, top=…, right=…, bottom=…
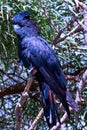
left=0, top=0, right=87, bottom=130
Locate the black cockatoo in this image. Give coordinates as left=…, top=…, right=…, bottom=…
left=12, top=11, right=78, bottom=129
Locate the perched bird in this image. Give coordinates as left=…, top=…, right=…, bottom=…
left=12, top=11, right=78, bottom=129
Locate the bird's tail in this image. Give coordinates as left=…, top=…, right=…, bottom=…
left=66, top=89, right=79, bottom=111
left=40, top=82, right=60, bottom=129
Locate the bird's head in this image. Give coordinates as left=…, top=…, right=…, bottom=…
left=12, top=11, right=39, bottom=37
left=12, top=11, right=31, bottom=33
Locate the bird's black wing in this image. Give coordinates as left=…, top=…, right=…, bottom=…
left=21, top=36, right=70, bottom=117
left=22, top=36, right=67, bottom=92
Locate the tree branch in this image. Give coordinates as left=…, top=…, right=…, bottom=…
left=76, top=69, right=87, bottom=103
left=40, top=0, right=59, bottom=33
left=15, top=68, right=37, bottom=130
left=53, top=18, right=76, bottom=45
left=78, top=1, right=87, bottom=45
left=53, top=20, right=83, bottom=45
left=0, top=83, right=25, bottom=98
left=1, top=67, right=87, bottom=98
left=66, top=75, right=80, bottom=82
left=51, top=107, right=74, bottom=130
left=50, top=71, right=87, bottom=130
left=0, top=81, right=39, bottom=98
left=29, top=108, right=44, bottom=130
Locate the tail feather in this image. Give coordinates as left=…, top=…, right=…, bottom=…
left=66, top=89, right=79, bottom=111
left=40, top=82, right=59, bottom=128
left=49, top=90, right=61, bottom=124
left=53, top=95, right=61, bottom=124
left=40, top=82, right=78, bottom=128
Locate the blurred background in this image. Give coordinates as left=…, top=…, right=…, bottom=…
left=0, top=0, right=87, bottom=129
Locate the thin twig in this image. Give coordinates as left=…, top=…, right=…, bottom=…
left=40, top=0, right=59, bottom=33
left=0, top=69, right=19, bottom=83
left=29, top=108, right=44, bottom=130
left=51, top=107, right=73, bottom=130
left=53, top=18, right=75, bottom=45
left=78, top=1, right=87, bottom=45
left=53, top=20, right=83, bottom=45
left=76, top=69, right=87, bottom=103
left=66, top=75, right=80, bottom=82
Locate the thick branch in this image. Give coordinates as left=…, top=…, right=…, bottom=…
left=1, top=66, right=87, bottom=98
left=0, top=83, right=25, bottom=98
left=15, top=69, right=37, bottom=130
left=0, top=82, right=38, bottom=98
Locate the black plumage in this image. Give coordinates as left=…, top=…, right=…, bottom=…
left=12, top=11, right=78, bottom=128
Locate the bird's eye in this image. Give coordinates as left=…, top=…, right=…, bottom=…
left=24, top=15, right=30, bottom=19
